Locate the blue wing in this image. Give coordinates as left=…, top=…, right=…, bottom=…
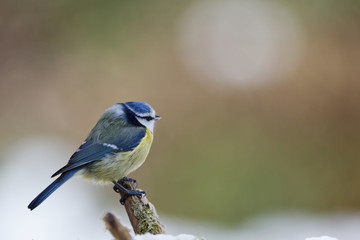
left=51, top=127, right=146, bottom=177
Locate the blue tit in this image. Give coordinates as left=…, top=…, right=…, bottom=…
left=28, top=101, right=160, bottom=210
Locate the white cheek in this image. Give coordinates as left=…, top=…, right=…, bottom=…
left=136, top=118, right=155, bottom=133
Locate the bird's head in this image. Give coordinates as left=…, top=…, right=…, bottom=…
left=106, top=101, right=160, bottom=133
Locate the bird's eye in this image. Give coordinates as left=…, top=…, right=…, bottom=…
left=142, top=116, right=154, bottom=121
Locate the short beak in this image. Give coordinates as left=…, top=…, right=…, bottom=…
left=155, top=115, right=161, bottom=121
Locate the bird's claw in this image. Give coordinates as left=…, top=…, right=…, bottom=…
left=113, top=184, right=120, bottom=193
left=119, top=189, right=146, bottom=205
left=113, top=180, right=146, bottom=205
left=119, top=176, right=138, bottom=188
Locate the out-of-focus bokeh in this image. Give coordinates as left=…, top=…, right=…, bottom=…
left=1, top=0, right=360, bottom=239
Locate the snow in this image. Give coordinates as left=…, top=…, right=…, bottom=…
left=132, top=233, right=201, bottom=240
left=305, top=237, right=338, bottom=240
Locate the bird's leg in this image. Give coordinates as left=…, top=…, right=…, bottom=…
left=119, top=176, right=138, bottom=188
left=112, top=181, right=146, bottom=205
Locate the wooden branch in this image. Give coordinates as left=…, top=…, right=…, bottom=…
left=103, top=212, right=132, bottom=240
left=115, top=180, right=165, bottom=235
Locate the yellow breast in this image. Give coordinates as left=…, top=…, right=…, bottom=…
left=81, top=128, right=154, bottom=183
left=123, top=128, right=153, bottom=175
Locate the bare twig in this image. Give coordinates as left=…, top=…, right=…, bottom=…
left=115, top=180, right=165, bottom=234
left=103, top=212, right=132, bottom=240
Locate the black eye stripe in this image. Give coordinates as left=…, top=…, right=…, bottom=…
left=141, top=116, right=154, bottom=121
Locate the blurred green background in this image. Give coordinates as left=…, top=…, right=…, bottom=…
left=1, top=0, right=360, bottom=225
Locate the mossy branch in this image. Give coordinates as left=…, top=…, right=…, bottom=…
left=113, top=180, right=164, bottom=235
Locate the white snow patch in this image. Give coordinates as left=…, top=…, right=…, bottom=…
left=132, top=233, right=201, bottom=240
left=305, top=237, right=338, bottom=240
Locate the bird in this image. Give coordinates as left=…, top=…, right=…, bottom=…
left=28, top=101, right=160, bottom=210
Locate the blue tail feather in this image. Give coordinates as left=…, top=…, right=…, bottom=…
left=28, top=169, right=78, bottom=210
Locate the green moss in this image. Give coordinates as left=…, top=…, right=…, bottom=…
left=132, top=200, right=164, bottom=235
